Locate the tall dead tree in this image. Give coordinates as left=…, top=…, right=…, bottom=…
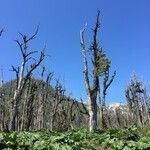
left=9, top=28, right=45, bottom=131
left=80, top=11, right=110, bottom=132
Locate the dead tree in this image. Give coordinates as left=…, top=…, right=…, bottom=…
left=80, top=11, right=110, bottom=132
left=101, top=68, right=116, bottom=128
left=20, top=76, right=37, bottom=131
left=125, top=75, right=144, bottom=127
left=50, top=79, right=66, bottom=130
left=42, top=71, right=53, bottom=128
left=36, top=68, right=53, bottom=129
left=9, top=27, right=45, bottom=131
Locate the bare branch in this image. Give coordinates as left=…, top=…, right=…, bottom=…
left=105, top=70, right=116, bottom=92
left=0, top=29, right=4, bottom=36
left=80, top=27, right=91, bottom=94
left=14, top=40, right=24, bottom=57
left=79, top=98, right=89, bottom=116
left=25, top=51, right=45, bottom=81
left=102, top=69, right=116, bottom=106
left=11, top=66, right=20, bottom=87
left=26, top=51, right=38, bottom=58
left=46, top=72, right=53, bottom=84
left=26, top=26, right=39, bottom=42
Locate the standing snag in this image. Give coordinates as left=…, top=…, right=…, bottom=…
left=125, top=75, right=145, bottom=126
left=9, top=27, right=45, bottom=131
left=80, top=11, right=111, bottom=132
left=101, top=68, right=116, bottom=128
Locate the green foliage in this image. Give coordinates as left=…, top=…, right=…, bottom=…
left=95, top=49, right=111, bottom=76
left=92, top=126, right=150, bottom=150
left=0, top=127, right=150, bottom=150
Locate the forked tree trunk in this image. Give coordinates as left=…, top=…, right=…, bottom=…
left=9, top=28, right=45, bottom=131
left=80, top=28, right=98, bottom=132
left=80, top=11, right=112, bottom=132
left=80, top=13, right=99, bottom=132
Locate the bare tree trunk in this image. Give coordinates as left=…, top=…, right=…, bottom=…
left=80, top=27, right=97, bottom=132
left=88, top=96, right=97, bottom=132
left=10, top=93, right=22, bottom=130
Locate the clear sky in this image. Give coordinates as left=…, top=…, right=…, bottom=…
left=0, top=0, right=150, bottom=104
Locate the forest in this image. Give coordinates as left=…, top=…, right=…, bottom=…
left=0, top=10, right=150, bottom=150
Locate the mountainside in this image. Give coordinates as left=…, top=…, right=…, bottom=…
left=0, top=79, right=88, bottom=131
left=1, top=79, right=148, bottom=131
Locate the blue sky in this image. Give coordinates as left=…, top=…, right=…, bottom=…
left=0, top=0, right=150, bottom=104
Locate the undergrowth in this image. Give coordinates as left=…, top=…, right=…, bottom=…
left=0, top=126, right=149, bottom=150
